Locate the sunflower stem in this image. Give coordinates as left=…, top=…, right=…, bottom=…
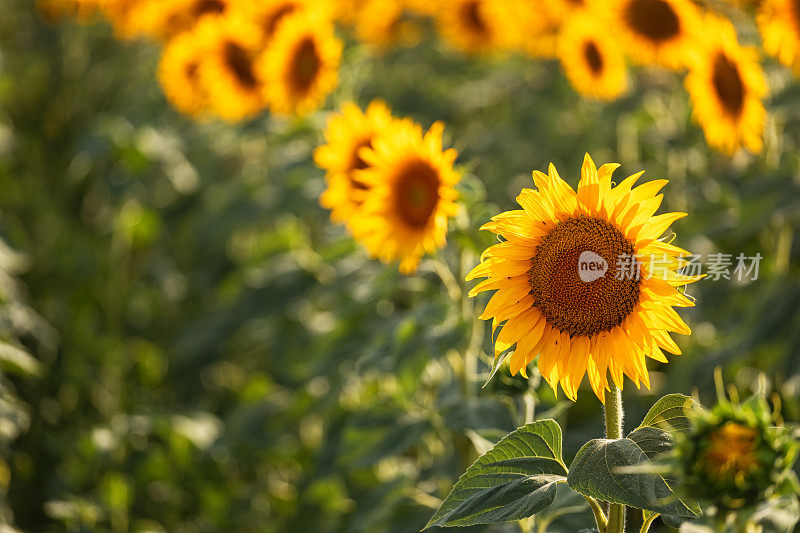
left=605, top=381, right=626, bottom=533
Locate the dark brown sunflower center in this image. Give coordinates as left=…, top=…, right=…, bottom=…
left=461, top=0, right=488, bottom=35
left=193, top=0, right=225, bottom=17
left=264, top=4, right=297, bottom=36
left=712, top=52, right=744, bottom=118
left=224, top=42, right=257, bottom=89
left=584, top=41, right=603, bottom=74
left=626, top=0, right=680, bottom=43
left=349, top=138, right=372, bottom=192
left=394, top=159, right=440, bottom=228
left=529, top=216, right=640, bottom=337
left=289, top=38, right=320, bottom=92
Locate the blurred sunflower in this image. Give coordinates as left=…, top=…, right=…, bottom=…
left=612, top=0, right=700, bottom=69
left=469, top=154, right=702, bottom=402
left=314, top=101, right=396, bottom=226
left=483, top=0, right=559, bottom=57
left=237, top=0, right=321, bottom=42
left=99, top=0, right=150, bottom=38
left=353, top=120, right=460, bottom=274
left=435, top=0, right=500, bottom=54
left=258, top=13, right=342, bottom=116
left=354, top=0, right=421, bottom=51
left=196, top=15, right=266, bottom=121
left=158, top=30, right=209, bottom=117
left=685, top=15, right=766, bottom=154
left=558, top=10, right=628, bottom=100
left=130, top=0, right=237, bottom=41
left=674, top=397, right=799, bottom=509
left=757, top=0, right=800, bottom=72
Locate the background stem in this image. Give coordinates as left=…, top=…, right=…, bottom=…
left=605, top=381, right=626, bottom=533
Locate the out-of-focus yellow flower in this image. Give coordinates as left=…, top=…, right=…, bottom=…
left=483, top=0, right=559, bottom=57
left=158, top=30, right=210, bottom=117
left=314, top=101, right=397, bottom=229
left=469, top=154, right=702, bottom=402
left=98, top=0, right=150, bottom=38
left=685, top=15, right=767, bottom=154
left=758, top=0, right=800, bottom=73
left=610, top=0, right=701, bottom=70
left=353, top=0, right=422, bottom=51
left=351, top=119, right=460, bottom=274
left=127, top=0, right=239, bottom=41
left=235, top=0, right=333, bottom=44
left=434, top=0, right=502, bottom=55
left=196, top=15, right=267, bottom=122
left=257, top=12, right=342, bottom=116
left=703, top=422, right=760, bottom=481
left=558, top=8, right=628, bottom=100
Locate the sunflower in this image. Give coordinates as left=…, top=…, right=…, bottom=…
left=674, top=397, right=799, bottom=509
left=99, top=0, right=150, bottom=38
left=434, top=0, right=501, bottom=54
left=351, top=120, right=460, bottom=274
left=468, top=154, right=702, bottom=402
left=127, top=0, right=237, bottom=41
left=257, top=13, right=342, bottom=116
left=354, top=0, right=421, bottom=51
left=236, top=0, right=328, bottom=43
left=685, top=15, right=767, bottom=154
left=158, top=30, right=209, bottom=117
left=314, top=100, right=396, bottom=226
left=558, top=10, right=628, bottom=100
left=482, top=0, right=559, bottom=57
left=611, top=0, right=701, bottom=69
left=196, top=15, right=267, bottom=122
left=757, top=0, right=800, bottom=72
left=703, top=422, right=760, bottom=481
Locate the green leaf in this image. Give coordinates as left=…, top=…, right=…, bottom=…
left=567, top=426, right=700, bottom=518
left=482, top=351, right=510, bottom=388
left=639, top=394, right=701, bottom=434
left=425, top=419, right=568, bottom=528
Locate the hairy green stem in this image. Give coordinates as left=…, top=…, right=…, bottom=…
left=639, top=512, right=657, bottom=533
left=586, top=496, right=608, bottom=533
left=605, top=381, right=626, bottom=533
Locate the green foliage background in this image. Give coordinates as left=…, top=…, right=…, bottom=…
left=0, top=0, right=798, bottom=531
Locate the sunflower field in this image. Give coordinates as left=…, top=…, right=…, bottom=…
left=1, top=0, right=800, bottom=531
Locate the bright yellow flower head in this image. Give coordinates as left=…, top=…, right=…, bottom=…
left=469, top=154, right=702, bottom=402
left=99, top=0, right=150, bottom=39
left=434, top=0, right=502, bottom=55
left=352, top=120, right=461, bottom=274
left=558, top=8, right=628, bottom=101
left=128, top=0, right=239, bottom=41
left=757, top=0, right=800, bottom=73
left=482, top=0, right=559, bottom=57
left=196, top=14, right=267, bottom=122
left=611, top=0, right=701, bottom=70
left=314, top=100, right=397, bottom=227
left=353, top=0, right=422, bottom=51
left=257, top=12, right=342, bottom=116
left=235, top=0, right=331, bottom=43
left=685, top=15, right=767, bottom=154
left=158, top=30, right=210, bottom=117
